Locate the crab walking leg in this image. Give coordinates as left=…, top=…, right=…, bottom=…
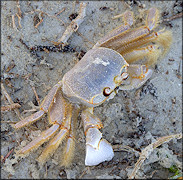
left=123, top=45, right=162, bottom=66
left=37, top=93, right=73, bottom=163
left=94, top=10, right=134, bottom=48
left=37, top=128, right=69, bottom=164
left=61, top=129, right=75, bottom=167
left=18, top=124, right=59, bottom=154
left=146, top=7, right=159, bottom=31
left=152, top=30, right=172, bottom=57
left=118, top=29, right=172, bottom=55
left=119, top=65, right=153, bottom=90
left=99, top=8, right=160, bottom=51
left=48, top=90, right=69, bottom=125
left=61, top=107, right=79, bottom=167
left=14, top=110, right=44, bottom=129
left=81, top=108, right=114, bottom=166
left=18, top=88, right=68, bottom=155
left=14, top=81, right=62, bottom=129
left=40, top=81, right=62, bottom=112
left=62, top=136, right=75, bottom=167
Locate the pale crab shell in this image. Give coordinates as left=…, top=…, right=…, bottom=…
left=62, top=47, right=128, bottom=107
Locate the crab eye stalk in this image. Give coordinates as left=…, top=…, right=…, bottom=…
left=121, top=72, right=129, bottom=80
left=103, top=87, right=111, bottom=96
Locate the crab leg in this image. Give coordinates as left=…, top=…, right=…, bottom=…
left=146, top=7, right=159, bottom=30
left=37, top=115, right=72, bottom=164
left=14, top=110, right=44, bottom=129
left=119, top=64, right=153, bottom=90
left=62, top=136, right=75, bottom=167
left=37, top=103, right=79, bottom=166
left=117, top=29, right=172, bottom=55
left=40, top=81, right=62, bottom=112
left=18, top=90, right=71, bottom=157
left=37, top=92, right=73, bottom=163
left=94, top=10, right=134, bottom=48
left=61, top=107, right=79, bottom=167
left=81, top=108, right=114, bottom=166
left=123, top=44, right=162, bottom=66
left=13, top=81, right=62, bottom=129
left=48, top=89, right=68, bottom=125
left=99, top=8, right=160, bottom=51
left=18, top=124, right=59, bottom=154
left=37, top=128, right=69, bottom=163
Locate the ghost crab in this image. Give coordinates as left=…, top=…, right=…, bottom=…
left=14, top=8, right=172, bottom=166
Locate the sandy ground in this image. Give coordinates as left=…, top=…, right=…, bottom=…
left=1, top=1, right=182, bottom=179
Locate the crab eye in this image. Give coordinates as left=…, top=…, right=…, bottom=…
left=121, top=72, right=129, bottom=80
left=103, top=87, right=111, bottom=96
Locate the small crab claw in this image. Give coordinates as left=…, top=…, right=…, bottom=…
left=85, top=128, right=114, bottom=166
left=81, top=109, right=114, bottom=166
left=119, top=64, right=153, bottom=90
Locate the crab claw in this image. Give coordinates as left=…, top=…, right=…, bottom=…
left=85, top=128, right=114, bottom=166
left=119, top=65, right=153, bottom=90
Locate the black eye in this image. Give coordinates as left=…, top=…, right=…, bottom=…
left=103, top=87, right=111, bottom=96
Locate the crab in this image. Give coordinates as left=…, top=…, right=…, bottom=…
left=14, top=7, right=172, bottom=166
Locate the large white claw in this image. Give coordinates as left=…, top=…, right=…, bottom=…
left=85, top=138, right=114, bottom=166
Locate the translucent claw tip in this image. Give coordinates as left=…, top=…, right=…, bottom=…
left=85, top=139, right=114, bottom=166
